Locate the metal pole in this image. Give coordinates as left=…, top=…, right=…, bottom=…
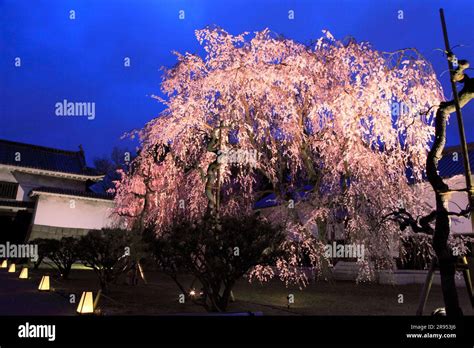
left=439, top=8, right=474, bottom=232
left=416, top=258, right=437, bottom=316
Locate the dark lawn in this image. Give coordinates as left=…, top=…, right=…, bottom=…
left=0, top=271, right=75, bottom=315
left=18, top=265, right=474, bottom=316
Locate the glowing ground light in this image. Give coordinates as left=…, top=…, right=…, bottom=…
left=19, top=267, right=28, bottom=279
left=77, top=292, right=94, bottom=314
left=38, top=276, right=50, bottom=291
left=0, top=260, right=7, bottom=268
left=8, top=263, right=15, bottom=273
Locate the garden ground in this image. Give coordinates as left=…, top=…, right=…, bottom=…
left=3, top=264, right=472, bottom=316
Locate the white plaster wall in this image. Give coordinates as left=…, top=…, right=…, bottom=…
left=33, top=194, right=115, bottom=230
left=446, top=175, right=473, bottom=234
left=416, top=175, right=474, bottom=234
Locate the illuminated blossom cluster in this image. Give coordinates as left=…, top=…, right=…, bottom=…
left=114, top=27, right=443, bottom=285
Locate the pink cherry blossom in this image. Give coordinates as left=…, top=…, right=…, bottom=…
left=114, top=27, right=443, bottom=286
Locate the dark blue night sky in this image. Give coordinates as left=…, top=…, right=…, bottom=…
left=1, top=0, right=473, bottom=164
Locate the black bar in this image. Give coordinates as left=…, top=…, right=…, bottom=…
left=0, top=316, right=472, bottom=346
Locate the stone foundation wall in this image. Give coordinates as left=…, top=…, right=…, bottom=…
left=28, top=224, right=93, bottom=241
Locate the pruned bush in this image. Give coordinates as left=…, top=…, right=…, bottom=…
left=77, top=228, right=139, bottom=293
left=152, top=214, right=286, bottom=312
left=31, top=237, right=79, bottom=279
left=31, top=238, right=51, bottom=270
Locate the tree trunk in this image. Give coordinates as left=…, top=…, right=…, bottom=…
left=426, top=103, right=463, bottom=316
left=97, top=270, right=110, bottom=294
left=99, top=278, right=109, bottom=294
left=218, top=282, right=235, bottom=311
left=432, top=193, right=462, bottom=316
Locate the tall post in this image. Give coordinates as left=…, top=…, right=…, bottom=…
left=439, top=8, right=474, bottom=232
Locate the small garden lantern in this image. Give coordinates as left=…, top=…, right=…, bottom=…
left=19, top=267, right=28, bottom=279
left=77, top=291, right=95, bottom=314
left=38, top=276, right=50, bottom=291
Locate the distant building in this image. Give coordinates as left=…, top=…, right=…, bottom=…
left=0, top=139, right=115, bottom=242
left=255, top=142, right=474, bottom=239
left=421, top=142, right=474, bottom=235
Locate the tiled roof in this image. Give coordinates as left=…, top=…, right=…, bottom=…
left=30, top=187, right=114, bottom=200
left=0, top=139, right=101, bottom=176
left=439, top=142, right=474, bottom=178
left=254, top=192, right=278, bottom=209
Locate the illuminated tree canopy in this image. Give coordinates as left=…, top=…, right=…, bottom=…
left=114, top=27, right=443, bottom=286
